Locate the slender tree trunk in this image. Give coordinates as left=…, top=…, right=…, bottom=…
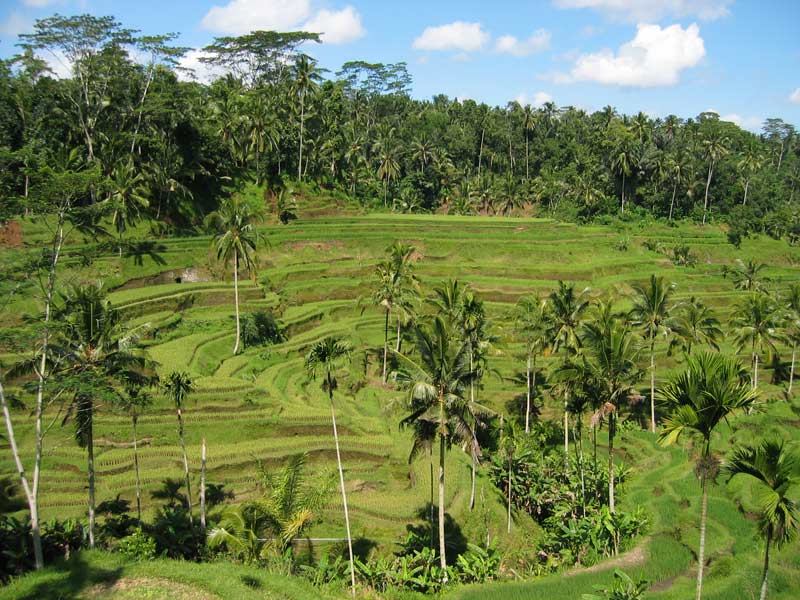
left=382, top=308, right=389, bottom=383
left=789, top=343, right=796, bottom=394
left=506, top=453, right=512, bottom=534
left=669, top=180, right=677, bottom=221
left=395, top=318, right=402, bottom=352
left=429, top=451, right=434, bottom=551
left=696, top=470, right=708, bottom=600
left=577, top=417, right=586, bottom=517
left=703, top=162, right=714, bottom=225
left=133, top=415, right=142, bottom=523
left=177, top=406, right=193, bottom=523
left=438, top=395, right=448, bottom=583
left=298, top=93, right=305, bottom=181
left=200, top=438, right=207, bottom=535
left=0, top=379, right=44, bottom=568
left=87, top=402, right=96, bottom=548
left=608, top=411, right=616, bottom=513
left=130, top=68, right=154, bottom=155
left=233, top=249, right=240, bottom=355
left=328, top=380, right=356, bottom=596
left=525, top=133, right=530, bottom=181
left=470, top=450, right=476, bottom=512
left=759, top=528, right=771, bottom=600
left=564, top=392, right=569, bottom=471
left=621, top=172, right=626, bottom=214
left=650, top=338, right=656, bottom=433
left=525, top=352, right=531, bottom=434
left=743, top=179, right=750, bottom=206
left=593, top=425, right=599, bottom=502
left=477, top=128, right=485, bottom=178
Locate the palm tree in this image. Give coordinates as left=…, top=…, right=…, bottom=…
left=702, top=134, right=729, bottom=224
left=731, top=293, right=784, bottom=389
left=108, top=160, right=149, bottom=257
left=548, top=281, right=590, bottom=457
left=670, top=296, right=723, bottom=356
left=728, top=259, right=768, bottom=292
left=206, top=197, right=259, bottom=355
left=629, top=275, right=675, bottom=433
left=305, top=337, right=356, bottom=596
left=52, top=283, right=148, bottom=548
left=396, top=316, right=477, bottom=583
left=513, top=294, right=551, bottom=434
left=376, top=138, right=401, bottom=208
left=293, top=54, right=322, bottom=181
left=118, top=379, right=153, bottom=522
left=208, top=453, right=332, bottom=563
left=659, top=352, right=758, bottom=600
left=578, top=302, right=643, bottom=513
left=665, top=149, right=689, bottom=221
left=411, top=136, right=433, bottom=174
left=785, top=284, right=800, bottom=393
left=403, top=418, right=438, bottom=549
left=737, top=145, right=763, bottom=206
left=521, top=103, right=536, bottom=181
left=163, top=371, right=195, bottom=523
left=725, top=439, right=798, bottom=600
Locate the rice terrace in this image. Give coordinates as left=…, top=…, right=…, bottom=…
left=0, top=2, right=799, bottom=599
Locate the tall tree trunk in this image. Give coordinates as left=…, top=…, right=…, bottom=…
left=593, top=425, right=599, bottom=502
left=696, top=470, right=708, bottom=600
left=564, top=392, right=569, bottom=471
left=328, top=380, right=356, bottom=596
left=298, top=93, right=305, bottom=181
left=525, top=133, right=529, bottom=181
left=506, top=453, right=512, bottom=533
left=177, top=406, right=193, bottom=523
left=743, top=179, right=750, bottom=206
left=200, top=438, right=207, bottom=535
left=438, top=394, right=448, bottom=583
left=395, top=318, right=402, bottom=352
left=703, top=162, right=714, bottom=225
left=87, top=402, right=96, bottom=548
left=621, top=172, right=626, bottom=214
left=669, top=180, right=677, bottom=221
left=789, top=343, right=796, bottom=394
left=525, top=353, right=531, bottom=435
left=478, top=128, right=485, bottom=177
left=0, top=379, right=43, bottom=568
left=650, top=337, right=657, bottom=433
left=759, top=528, right=771, bottom=600
left=608, top=411, right=616, bottom=513
left=429, top=451, right=435, bottom=551
left=576, top=417, right=586, bottom=517
left=382, top=308, right=389, bottom=383
left=233, top=249, right=240, bottom=355
left=133, top=415, right=142, bottom=522
left=470, top=450, right=476, bottom=512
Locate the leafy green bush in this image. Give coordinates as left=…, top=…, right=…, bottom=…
left=582, top=568, right=649, bottom=600
left=117, top=527, right=157, bottom=561
left=241, top=310, right=286, bottom=348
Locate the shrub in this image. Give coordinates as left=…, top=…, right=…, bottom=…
left=118, top=528, right=157, bottom=561
left=241, top=310, right=286, bottom=348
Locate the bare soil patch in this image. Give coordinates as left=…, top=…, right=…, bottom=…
left=85, top=576, right=219, bottom=599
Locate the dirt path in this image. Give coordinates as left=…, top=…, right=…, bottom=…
left=564, top=537, right=649, bottom=577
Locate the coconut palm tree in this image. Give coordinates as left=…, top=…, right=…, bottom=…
left=52, top=283, right=148, bottom=548
left=513, top=294, right=551, bottom=434
left=784, top=284, right=800, bottom=393
left=727, top=259, right=768, bottom=292
left=206, top=197, right=259, bottom=355
left=731, top=293, right=784, bottom=389
left=665, top=149, right=689, bottom=221
left=548, top=281, right=590, bottom=457
left=107, top=160, right=150, bottom=257
left=118, top=379, right=153, bottom=523
left=293, top=54, right=322, bottom=181
left=396, top=316, right=477, bottom=583
left=670, top=296, right=723, bottom=356
left=659, top=352, right=758, bottom=600
left=578, top=301, right=643, bottom=513
left=725, top=439, right=798, bottom=600
left=163, top=371, right=195, bottom=524
left=702, top=133, right=729, bottom=224
left=305, top=337, right=356, bottom=596
left=629, top=274, right=675, bottom=433
left=737, top=145, right=764, bottom=206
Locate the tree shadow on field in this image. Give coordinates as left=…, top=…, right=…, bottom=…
left=16, top=552, right=123, bottom=600
left=405, top=504, right=468, bottom=563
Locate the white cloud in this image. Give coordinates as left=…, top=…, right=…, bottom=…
left=201, top=0, right=364, bottom=44
left=412, top=21, right=489, bottom=53
left=720, top=113, right=762, bottom=131
left=22, top=0, right=62, bottom=6
left=0, top=12, right=32, bottom=38
left=202, top=0, right=311, bottom=33
left=554, top=0, right=732, bottom=22
left=176, top=49, right=227, bottom=84
left=557, top=23, right=705, bottom=87
left=302, top=6, right=365, bottom=44
left=790, top=88, right=800, bottom=104
left=495, top=29, right=551, bottom=56
left=515, top=91, right=554, bottom=107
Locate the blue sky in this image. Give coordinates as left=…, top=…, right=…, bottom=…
left=1, top=0, right=798, bottom=130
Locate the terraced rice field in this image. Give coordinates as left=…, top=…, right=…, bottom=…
left=2, top=208, right=800, bottom=597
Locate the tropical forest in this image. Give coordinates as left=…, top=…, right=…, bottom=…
left=0, top=4, right=799, bottom=600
